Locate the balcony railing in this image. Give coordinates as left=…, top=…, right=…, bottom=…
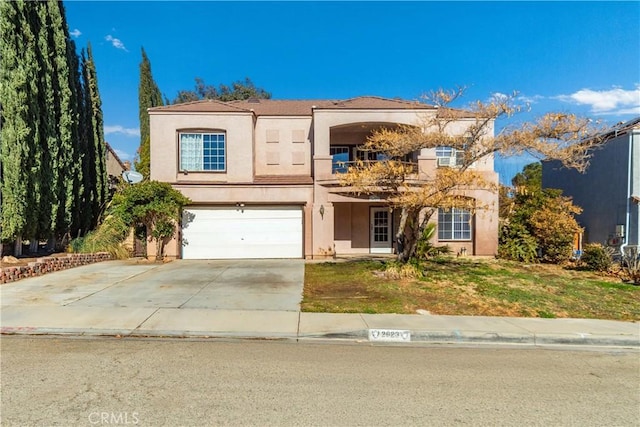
left=332, top=160, right=418, bottom=175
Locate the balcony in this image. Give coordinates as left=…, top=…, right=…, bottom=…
left=331, top=159, right=419, bottom=175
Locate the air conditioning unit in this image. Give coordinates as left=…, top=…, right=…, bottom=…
left=437, top=157, right=457, bottom=167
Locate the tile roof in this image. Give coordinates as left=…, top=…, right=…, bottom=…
left=148, top=99, right=250, bottom=113
left=149, top=96, right=438, bottom=116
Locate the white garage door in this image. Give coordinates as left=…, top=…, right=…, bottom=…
left=182, top=206, right=303, bottom=259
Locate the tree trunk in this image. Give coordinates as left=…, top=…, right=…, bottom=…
left=47, top=236, right=56, bottom=252
left=396, top=208, right=420, bottom=262
left=155, top=237, right=163, bottom=261
left=395, top=207, right=436, bottom=263
left=29, top=239, right=38, bottom=254
left=14, top=236, right=23, bottom=257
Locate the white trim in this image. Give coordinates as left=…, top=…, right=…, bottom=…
left=370, top=207, right=393, bottom=254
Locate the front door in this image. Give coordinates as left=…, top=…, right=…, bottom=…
left=370, top=207, right=392, bottom=254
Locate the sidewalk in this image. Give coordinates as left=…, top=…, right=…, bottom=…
left=2, top=306, right=638, bottom=348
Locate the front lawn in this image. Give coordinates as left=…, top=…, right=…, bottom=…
left=302, top=258, right=640, bottom=321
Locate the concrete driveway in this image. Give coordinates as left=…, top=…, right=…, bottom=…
left=0, top=259, right=305, bottom=312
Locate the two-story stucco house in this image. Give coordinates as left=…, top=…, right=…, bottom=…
left=543, top=117, right=640, bottom=253
left=149, top=96, right=499, bottom=259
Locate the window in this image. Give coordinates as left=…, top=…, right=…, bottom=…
left=438, top=208, right=472, bottom=240
left=330, top=146, right=350, bottom=173
left=436, top=146, right=464, bottom=167
left=356, top=148, right=390, bottom=162
left=180, top=132, right=226, bottom=172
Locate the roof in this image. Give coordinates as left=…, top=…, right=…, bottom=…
left=606, top=117, right=640, bottom=138
left=148, top=99, right=251, bottom=113
left=580, top=116, right=640, bottom=146
left=105, top=142, right=128, bottom=171
left=149, top=96, right=437, bottom=116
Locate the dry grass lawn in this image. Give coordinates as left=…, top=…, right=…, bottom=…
left=302, top=258, right=640, bottom=321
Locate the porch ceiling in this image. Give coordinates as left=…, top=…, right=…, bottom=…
left=330, top=122, right=406, bottom=142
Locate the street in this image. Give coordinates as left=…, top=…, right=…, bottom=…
left=1, top=337, right=638, bottom=426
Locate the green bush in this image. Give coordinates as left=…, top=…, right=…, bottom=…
left=498, top=222, right=538, bottom=263
left=580, top=243, right=613, bottom=272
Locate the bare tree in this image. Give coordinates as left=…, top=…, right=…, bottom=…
left=339, top=88, right=605, bottom=262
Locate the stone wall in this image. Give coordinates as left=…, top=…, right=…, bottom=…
left=0, top=252, right=112, bottom=284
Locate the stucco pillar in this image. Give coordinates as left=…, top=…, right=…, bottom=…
left=314, top=156, right=333, bottom=180
left=417, top=156, right=436, bottom=180
left=473, top=187, right=499, bottom=256
left=312, top=202, right=335, bottom=258
left=304, top=203, right=313, bottom=259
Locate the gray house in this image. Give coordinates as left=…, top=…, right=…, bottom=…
left=542, top=117, right=640, bottom=253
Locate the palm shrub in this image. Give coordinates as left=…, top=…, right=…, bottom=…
left=415, top=223, right=451, bottom=259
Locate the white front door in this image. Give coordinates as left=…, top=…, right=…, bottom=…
left=370, top=207, right=392, bottom=254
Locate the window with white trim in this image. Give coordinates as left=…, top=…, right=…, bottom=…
left=438, top=208, right=472, bottom=240
left=435, top=146, right=464, bottom=167
left=179, top=132, right=226, bottom=172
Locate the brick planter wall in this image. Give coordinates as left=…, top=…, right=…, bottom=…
left=0, top=252, right=112, bottom=284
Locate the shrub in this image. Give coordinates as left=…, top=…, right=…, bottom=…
left=529, top=196, right=582, bottom=263
left=415, top=223, right=452, bottom=259
left=580, top=243, right=613, bottom=272
left=111, top=181, right=191, bottom=259
left=498, top=222, right=538, bottom=263
left=620, top=247, right=640, bottom=284
left=70, top=215, right=130, bottom=259
left=499, top=182, right=582, bottom=264
left=383, top=260, right=424, bottom=279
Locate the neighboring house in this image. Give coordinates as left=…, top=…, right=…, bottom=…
left=149, top=96, right=499, bottom=259
left=542, top=117, right=640, bottom=252
left=105, top=142, right=129, bottom=185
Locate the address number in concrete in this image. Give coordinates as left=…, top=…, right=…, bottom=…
left=368, top=329, right=411, bottom=342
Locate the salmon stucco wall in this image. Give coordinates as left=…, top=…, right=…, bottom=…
left=150, top=112, right=254, bottom=183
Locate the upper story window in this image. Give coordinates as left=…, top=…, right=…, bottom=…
left=436, top=146, right=464, bottom=168
left=438, top=208, right=472, bottom=240
left=330, top=146, right=350, bottom=173
left=180, top=132, right=226, bottom=172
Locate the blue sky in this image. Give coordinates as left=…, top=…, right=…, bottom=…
left=64, top=1, right=640, bottom=184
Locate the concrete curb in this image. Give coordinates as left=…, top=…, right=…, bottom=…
left=4, top=326, right=637, bottom=349
left=297, top=329, right=639, bottom=348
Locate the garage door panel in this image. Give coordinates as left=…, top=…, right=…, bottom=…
left=182, top=206, right=303, bottom=259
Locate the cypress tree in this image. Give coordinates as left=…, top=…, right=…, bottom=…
left=81, top=43, right=108, bottom=228
left=68, top=37, right=86, bottom=238
left=136, top=47, right=163, bottom=179
left=48, top=0, right=79, bottom=239
left=0, top=1, right=42, bottom=254
left=33, top=1, right=59, bottom=241
left=1, top=0, right=102, bottom=252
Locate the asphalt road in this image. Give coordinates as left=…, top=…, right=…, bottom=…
left=1, top=337, right=638, bottom=426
